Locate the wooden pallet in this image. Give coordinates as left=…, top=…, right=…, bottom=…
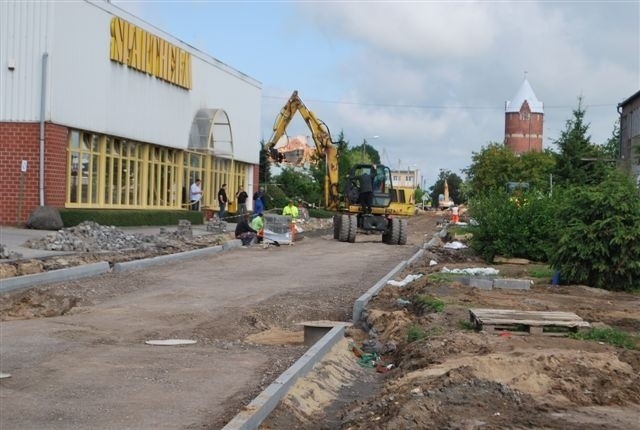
left=469, top=308, right=591, bottom=336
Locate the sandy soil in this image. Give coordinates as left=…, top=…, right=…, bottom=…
left=261, top=213, right=640, bottom=430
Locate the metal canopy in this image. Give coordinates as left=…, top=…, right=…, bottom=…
left=188, top=108, right=234, bottom=158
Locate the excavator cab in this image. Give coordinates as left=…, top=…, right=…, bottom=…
left=345, top=164, right=393, bottom=210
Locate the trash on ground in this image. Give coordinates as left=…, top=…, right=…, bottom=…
left=443, top=241, right=467, bottom=249
left=442, top=267, right=500, bottom=276
left=0, top=373, right=11, bottom=379
left=387, top=273, right=423, bottom=287
left=396, top=298, right=412, bottom=307
left=145, top=339, right=197, bottom=346
left=429, top=260, right=438, bottom=266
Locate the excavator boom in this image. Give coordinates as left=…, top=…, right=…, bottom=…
left=264, top=91, right=340, bottom=210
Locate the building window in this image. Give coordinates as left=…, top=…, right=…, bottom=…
left=67, top=129, right=250, bottom=210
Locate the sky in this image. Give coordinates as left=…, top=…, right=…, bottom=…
left=112, top=0, right=639, bottom=188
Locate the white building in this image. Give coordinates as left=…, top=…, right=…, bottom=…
left=0, top=1, right=261, bottom=224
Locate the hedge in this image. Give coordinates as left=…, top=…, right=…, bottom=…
left=59, top=209, right=204, bottom=227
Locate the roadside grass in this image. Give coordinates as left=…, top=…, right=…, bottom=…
left=413, top=295, right=445, bottom=313
left=457, top=320, right=476, bottom=330
left=569, top=327, right=638, bottom=350
left=527, top=266, right=554, bottom=279
left=426, top=273, right=456, bottom=284
left=407, top=324, right=444, bottom=342
left=407, top=325, right=427, bottom=342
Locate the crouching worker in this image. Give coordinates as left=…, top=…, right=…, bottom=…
left=251, top=212, right=265, bottom=244
left=235, top=214, right=257, bottom=246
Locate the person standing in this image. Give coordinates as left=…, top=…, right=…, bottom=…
left=217, top=184, right=228, bottom=219
left=236, top=186, right=249, bottom=214
left=189, top=179, right=202, bottom=211
left=358, top=169, right=373, bottom=214
left=253, top=186, right=266, bottom=214
left=282, top=200, right=299, bottom=243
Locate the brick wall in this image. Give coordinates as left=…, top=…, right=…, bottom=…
left=0, top=122, right=68, bottom=225
left=504, top=110, right=543, bottom=154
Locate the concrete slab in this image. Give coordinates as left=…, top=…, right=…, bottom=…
left=493, top=278, right=532, bottom=290
left=469, top=278, right=494, bottom=290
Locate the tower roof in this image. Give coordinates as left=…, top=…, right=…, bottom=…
left=506, top=78, right=543, bottom=114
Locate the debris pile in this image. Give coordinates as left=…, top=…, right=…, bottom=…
left=0, top=244, right=22, bottom=260
left=25, top=221, right=161, bottom=252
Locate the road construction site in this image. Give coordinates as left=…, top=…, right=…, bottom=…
left=1, top=212, right=639, bottom=429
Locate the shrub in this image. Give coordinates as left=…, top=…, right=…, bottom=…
left=59, top=209, right=203, bottom=227
left=468, top=190, right=559, bottom=262
left=549, top=172, right=640, bottom=291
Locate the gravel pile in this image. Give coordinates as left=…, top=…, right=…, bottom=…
left=24, top=221, right=158, bottom=252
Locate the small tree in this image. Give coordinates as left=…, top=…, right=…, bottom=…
left=258, top=140, right=272, bottom=186
left=464, top=142, right=555, bottom=196
left=550, top=171, right=640, bottom=291
left=553, top=98, right=613, bottom=186
left=272, top=167, right=322, bottom=206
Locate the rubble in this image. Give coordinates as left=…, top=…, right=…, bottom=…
left=25, top=221, right=155, bottom=252
left=0, top=244, right=22, bottom=260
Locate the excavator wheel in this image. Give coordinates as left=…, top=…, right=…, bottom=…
left=333, top=214, right=340, bottom=240
left=390, top=218, right=401, bottom=245
left=338, top=214, right=351, bottom=242
left=347, top=214, right=357, bottom=243
left=398, top=218, right=408, bottom=245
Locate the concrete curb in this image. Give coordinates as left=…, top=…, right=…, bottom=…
left=0, top=262, right=110, bottom=294
left=221, top=325, right=346, bottom=430
left=1, top=239, right=240, bottom=292
left=112, top=245, right=224, bottom=273
left=352, top=260, right=408, bottom=323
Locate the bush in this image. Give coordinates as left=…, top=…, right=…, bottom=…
left=468, top=190, right=558, bottom=262
left=549, top=172, right=640, bottom=291
left=59, top=209, right=203, bottom=227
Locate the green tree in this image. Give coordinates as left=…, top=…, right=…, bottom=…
left=351, top=139, right=381, bottom=164
left=602, top=119, right=621, bottom=159
left=258, top=140, right=271, bottom=186
left=464, top=142, right=555, bottom=196
left=272, top=167, right=322, bottom=206
left=553, top=97, right=613, bottom=186
left=429, top=170, right=464, bottom=207
left=550, top=171, right=640, bottom=291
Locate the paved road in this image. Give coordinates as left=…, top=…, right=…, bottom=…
left=0, top=233, right=419, bottom=429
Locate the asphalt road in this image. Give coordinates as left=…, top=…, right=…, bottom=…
left=0, top=232, right=420, bottom=429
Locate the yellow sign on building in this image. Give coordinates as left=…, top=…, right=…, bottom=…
left=109, top=17, right=192, bottom=90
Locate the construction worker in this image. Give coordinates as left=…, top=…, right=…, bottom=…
left=282, top=200, right=299, bottom=243
left=251, top=212, right=265, bottom=244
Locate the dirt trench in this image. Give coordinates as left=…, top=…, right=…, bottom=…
left=260, top=213, right=640, bottom=430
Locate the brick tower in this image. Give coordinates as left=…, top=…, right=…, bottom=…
left=504, top=78, right=544, bottom=153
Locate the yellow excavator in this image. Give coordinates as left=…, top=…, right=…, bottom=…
left=264, top=90, right=408, bottom=244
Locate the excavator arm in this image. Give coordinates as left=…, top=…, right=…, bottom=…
left=264, top=91, right=340, bottom=210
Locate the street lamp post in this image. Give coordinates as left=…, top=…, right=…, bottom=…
left=362, top=135, right=379, bottom=162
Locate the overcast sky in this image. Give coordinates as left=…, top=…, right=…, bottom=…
left=113, top=1, right=639, bottom=187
